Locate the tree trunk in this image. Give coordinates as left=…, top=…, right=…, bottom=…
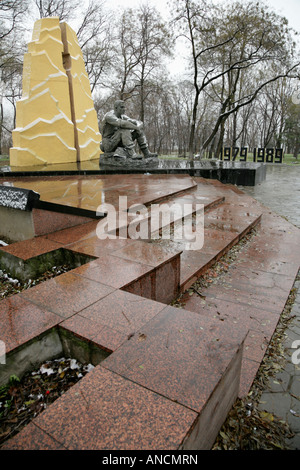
left=0, top=102, right=3, bottom=155
left=188, top=90, right=199, bottom=159
left=215, top=121, right=225, bottom=160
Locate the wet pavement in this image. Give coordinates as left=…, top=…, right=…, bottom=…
left=1, top=175, right=256, bottom=450
left=0, top=166, right=299, bottom=449
left=239, top=164, right=300, bottom=228
left=0, top=174, right=197, bottom=214
left=240, top=164, right=300, bottom=449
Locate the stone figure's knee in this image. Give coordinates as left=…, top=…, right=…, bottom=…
left=120, top=129, right=135, bottom=145
left=120, top=129, right=132, bottom=136
left=132, top=129, right=145, bottom=141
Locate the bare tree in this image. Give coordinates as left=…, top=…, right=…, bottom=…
left=34, top=0, right=81, bottom=21
left=111, top=5, right=173, bottom=107
left=0, top=1, right=29, bottom=153
left=171, top=0, right=233, bottom=158
left=283, top=96, right=300, bottom=158
left=171, top=0, right=300, bottom=158
left=76, top=1, right=115, bottom=95
left=131, top=3, right=172, bottom=121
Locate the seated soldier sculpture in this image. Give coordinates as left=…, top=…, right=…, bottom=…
left=100, top=100, right=158, bottom=160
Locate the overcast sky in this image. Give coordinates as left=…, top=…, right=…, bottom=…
left=108, top=0, right=300, bottom=76
left=110, top=0, right=300, bottom=33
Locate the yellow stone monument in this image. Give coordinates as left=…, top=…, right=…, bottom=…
left=10, top=17, right=101, bottom=167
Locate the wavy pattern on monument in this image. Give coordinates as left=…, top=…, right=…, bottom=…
left=10, top=17, right=101, bottom=167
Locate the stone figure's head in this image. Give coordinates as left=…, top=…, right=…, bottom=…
left=114, top=100, right=125, bottom=118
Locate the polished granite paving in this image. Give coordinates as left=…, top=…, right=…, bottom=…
left=0, top=174, right=197, bottom=214
left=0, top=174, right=299, bottom=450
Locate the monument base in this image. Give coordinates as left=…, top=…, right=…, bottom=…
left=1, top=159, right=266, bottom=186
left=100, top=153, right=159, bottom=168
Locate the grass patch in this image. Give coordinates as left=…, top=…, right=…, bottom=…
left=0, top=155, right=9, bottom=164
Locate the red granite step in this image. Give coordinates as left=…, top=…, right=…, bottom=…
left=101, top=305, right=247, bottom=450
left=180, top=206, right=300, bottom=397
left=1, top=305, right=246, bottom=450
left=149, top=204, right=262, bottom=291
left=58, top=289, right=168, bottom=354
left=1, top=366, right=198, bottom=450
left=0, top=175, right=274, bottom=450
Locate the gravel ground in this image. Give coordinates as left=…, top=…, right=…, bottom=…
left=0, top=357, right=94, bottom=448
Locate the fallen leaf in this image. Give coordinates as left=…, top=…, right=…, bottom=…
left=259, top=410, right=274, bottom=422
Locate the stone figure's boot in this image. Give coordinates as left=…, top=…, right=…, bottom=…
left=134, top=132, right=158, bottom=159
left=142, top=148, right=158, bottom=159
left=126, top=146, right=142, bottom=160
